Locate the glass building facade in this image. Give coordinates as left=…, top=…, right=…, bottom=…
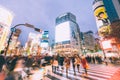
left=103, top=0, right=119, bottom=22
left=55, top=12, right=82, bottom=54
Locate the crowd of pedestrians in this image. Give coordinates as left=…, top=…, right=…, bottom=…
left=0, top=50, right=90, bottom=80
left=1, top=49, right=119, bottom=80
left=85, top=55, right=120, bottom=65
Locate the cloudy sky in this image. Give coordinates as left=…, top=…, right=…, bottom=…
left=0, top=0, right=97, bottom=45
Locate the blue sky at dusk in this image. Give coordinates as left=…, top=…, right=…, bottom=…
left=0, top=0, right=97, bottom=45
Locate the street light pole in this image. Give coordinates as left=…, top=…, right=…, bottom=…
left=4, top=23, right=35, bottom=56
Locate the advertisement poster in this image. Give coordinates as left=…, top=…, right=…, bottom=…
left=94, top=6, right=110, bottom=36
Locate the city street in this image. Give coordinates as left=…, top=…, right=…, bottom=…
left=45, top=64, right=120, bottom=80
left=0, top=0, right=120, bottom=80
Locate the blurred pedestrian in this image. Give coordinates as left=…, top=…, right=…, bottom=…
left=81, top=55, right=89, bottom=76
left=74, top=55, right=81, bottom=73
left=52, top=55, right=58, bottom=73
left=64, top=56, right=70, bottom=77
left=104, top=57, right=109, bottom=66
left=5, top=57, right=28, bottom=80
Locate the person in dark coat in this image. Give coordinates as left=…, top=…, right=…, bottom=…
left=0, top=50, right=6, bottom=72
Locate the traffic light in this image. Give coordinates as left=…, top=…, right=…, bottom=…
left=34, top=28, right=42, bottom=32
left=11, top=28, right=16, bottom=32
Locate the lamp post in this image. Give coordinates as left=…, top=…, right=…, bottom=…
left=4, top=23, right=41, bottom=56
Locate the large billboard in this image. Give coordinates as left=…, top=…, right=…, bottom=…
left=0, top=6, right=14, bottom=51
left=94, top=6, right=110, bottom=29
left=55, top=21, right=71, bottom=43
left=93, top=1, right=110, bottom=37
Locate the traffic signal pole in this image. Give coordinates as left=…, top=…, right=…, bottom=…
left=4, top=31, right=14, bottom=56
left=4, top=23, right=41, bottom=56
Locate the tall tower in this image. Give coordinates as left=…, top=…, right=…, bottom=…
left=55, top=12, right=81, bottom=55
left=93, top=0, right=110, bottom=37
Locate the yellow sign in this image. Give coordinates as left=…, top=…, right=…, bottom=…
left=94, top=7, right=108, bottom=19
left=94, top=6, right=110, bottom=36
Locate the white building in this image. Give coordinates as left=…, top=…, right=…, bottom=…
left=55, top=12, right=82, bottom=55
left=0, top=6, right=14, bottom=51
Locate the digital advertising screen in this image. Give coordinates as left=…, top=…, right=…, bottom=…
left=55, top=21, right=71, bottom=43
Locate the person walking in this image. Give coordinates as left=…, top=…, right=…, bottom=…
left=52, top=55, right=58, bottom=73
left=71, top=55, right=76, bottom=75
left=74, top=55, right=81, bottom=73
left=104, top=57, right=108, bottom=66
left=81, top=55, right=89, bottom=76
left=64, top=56, right=70, bottom=77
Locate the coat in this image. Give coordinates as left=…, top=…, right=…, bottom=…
left=81, top=58, right=89, bottom=69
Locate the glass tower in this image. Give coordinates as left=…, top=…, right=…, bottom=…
left=103, top=0, right=119, bottom=22
left=55, top=12, right=81, bottom=55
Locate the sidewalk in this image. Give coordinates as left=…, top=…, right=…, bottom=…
left=108, top=68, right=120, bottom=80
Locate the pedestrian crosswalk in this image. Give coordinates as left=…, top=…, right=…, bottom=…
left=44, top=64, right=119, bottom=80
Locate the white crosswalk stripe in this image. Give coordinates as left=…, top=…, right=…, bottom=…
left=46, top=64, right=119, bottom=80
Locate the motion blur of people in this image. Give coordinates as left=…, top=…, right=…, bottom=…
left=52, top=55, right=58, bottom=73
left=72, top=54, right=81, bottom=75
left=57, top=54, right=64, bottom=72
left=71, top=55, right=76, bottom=75
left=64, top=56, right=70, bottom=77
left=104, top=57, right=109, bottom=66
left=0, top=50, right=6, bottom=72
left=0, top=50, right=6, bottom=80
left=74, top=55, right=81, bottom=73
left=5, top=57, right=28, bottom=80
left=81, top=55, right=89, bottom=76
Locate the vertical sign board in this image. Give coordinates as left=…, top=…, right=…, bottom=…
left=93, top=1, right=110, bottom=36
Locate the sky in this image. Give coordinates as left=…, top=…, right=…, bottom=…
left=0, top=0, right=97, bottom=45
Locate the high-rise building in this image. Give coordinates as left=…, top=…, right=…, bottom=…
left=83, top=31, right=96, bottom=52
left=55, top=12, right=81, bottom=55
left=103, top=0, right=119, bottom=22
left=112, top=0, right=120, bottom=19
left=93, top=0, right=120, bottom=55
left=93, top=0, right=111, bottom=37
left=0, top=6, right=13, bottom=51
